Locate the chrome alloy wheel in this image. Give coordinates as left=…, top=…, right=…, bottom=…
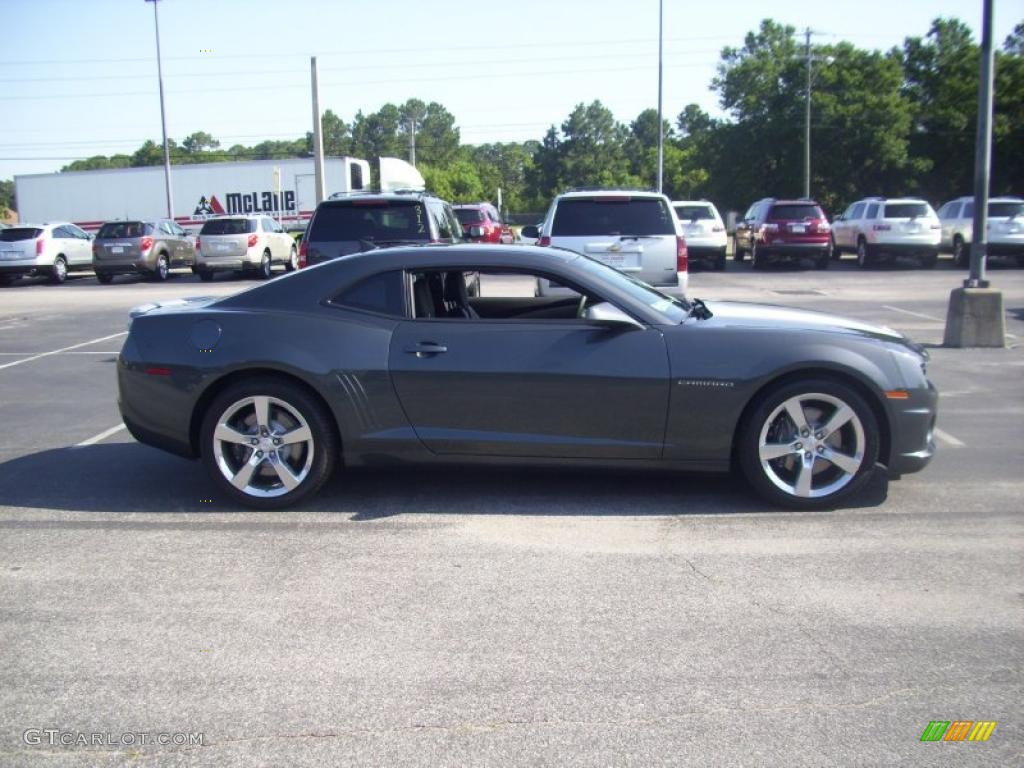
left=757, top=392, right=866, bottom=499
left=211, top=395, right=314, bottom=498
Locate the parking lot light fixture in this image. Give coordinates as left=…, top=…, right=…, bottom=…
left=145, top=0, right=173, bottom=220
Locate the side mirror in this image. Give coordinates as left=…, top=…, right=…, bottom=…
left=584, top=302, right=643, bottom=330
left=468, top=225, right=485, bottom=239
left=521, top=225, right=540, bottom=239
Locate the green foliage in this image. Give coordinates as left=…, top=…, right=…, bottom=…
left=0, top=178, right=15, bottom=212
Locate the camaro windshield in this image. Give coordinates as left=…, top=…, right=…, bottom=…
left=574, top=255, right=691, bottom=323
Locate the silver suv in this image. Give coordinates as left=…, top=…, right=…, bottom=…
left=93, top=219, right=195, bottom=283
left=831, top=197, right=940, bottom=268
left=937, top=196, right=1024, bottom=268
left=195, top=215, right=298, bottom=281
left=523, top=190, right=688, bottom=295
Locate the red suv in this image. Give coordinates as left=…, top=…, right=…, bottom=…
left=733, top=198, right=832, bottom=270
left=453, top=203, right=513, bottom=244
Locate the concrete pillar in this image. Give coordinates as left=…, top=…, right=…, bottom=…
left=943, top=288, right=1006, bottom=348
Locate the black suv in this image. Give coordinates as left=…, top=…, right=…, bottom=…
left=300, top=191, right=465, bottom=267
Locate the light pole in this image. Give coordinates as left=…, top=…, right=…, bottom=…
left=145, top=0, right=173, bottom=219
left=656, top=0, right=664, bottom=193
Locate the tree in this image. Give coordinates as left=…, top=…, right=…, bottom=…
left=320, top=109, right=351, bottom=156
left=181, top=131, right=220, bottom=155
left=0, top=179, right=15, bottom=213
left=993, top=22, right=1024, bottom=194
left=421, top=157, right=484, bottom=201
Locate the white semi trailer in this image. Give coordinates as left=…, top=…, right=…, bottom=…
left=14, top=156, right=423, bottom=231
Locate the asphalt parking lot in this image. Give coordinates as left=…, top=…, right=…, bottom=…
left=0, top=256, right=1021, bottom=767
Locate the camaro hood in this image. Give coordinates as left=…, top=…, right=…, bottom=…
left=702, top=300, right=906, bottom=342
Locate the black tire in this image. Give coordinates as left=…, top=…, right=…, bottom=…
left=151, top=253, right=169, bottom=282
left=200, top=377, right=339, bottom=510
left=815, top=252, right=830, bottom=270
left=96, top=273, right=115, bottom=284
left=856, top=238, right=871, bottom=269
left=738, top=377, right=880, bottom=510
left=285, top=245, right=298, bottom=272
left=751, top=243, right=764, bottom=270
left=715, top=249, right=727, bottom=271
left=952, top=236, right=969, bottom=268
left=733, top=237, right=745, bottom=262
left=830, top=234, right=841, bottom=259
left=197, top=269, right=214, bottom=282
left=50, top=256, right=68, bottom=284
left=257, top=250, right=272, bottom=280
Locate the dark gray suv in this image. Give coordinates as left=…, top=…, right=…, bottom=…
left=300, top=191, right=465, bottom=268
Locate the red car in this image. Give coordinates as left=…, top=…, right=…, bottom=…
left=453, top=203, right=513, bottom=244
left=733, top=198, right=832, bottom=270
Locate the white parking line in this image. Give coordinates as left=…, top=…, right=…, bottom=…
left=0, top=332, right=126, bottom=371
left=934, top=428, right=966, bottom=448
left=74, top=423, right=127, bottom=448
left=882, top=305, right=945, bottom=322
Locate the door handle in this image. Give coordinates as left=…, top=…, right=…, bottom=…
left=404, top=342, right=448, bottom=357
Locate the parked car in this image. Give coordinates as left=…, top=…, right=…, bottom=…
left=734, top=198, right=831, bottom=269
left=937, top=196, right=1024, bottom=267
left=521, top=190, right=688, bottom=295
left=0, top=222, right=93, bottom=285
left=672, top=200, right=727, bottom=270
left=119, top=244, right=936, bottom=511
left=453, top=203, right=513, bottom=243
left=301, top=191, right=464, bottom=268
left=93, top=219, right=196, bottom=283
left=831, top=197, right=940, bottom=268
left=194, top=215, right=297, bottom=281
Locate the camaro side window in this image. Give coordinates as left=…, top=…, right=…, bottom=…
left=331, top=271, right=406, bottom=317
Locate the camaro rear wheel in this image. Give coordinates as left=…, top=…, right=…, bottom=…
left=200, top=378, right=337, bottom=509
left=739, top=379, right=879, bottom=509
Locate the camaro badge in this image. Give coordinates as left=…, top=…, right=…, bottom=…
left=678, top=379, right=735, bottom=388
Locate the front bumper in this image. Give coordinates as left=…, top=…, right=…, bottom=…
left=887, top=381, right=938, bottom=476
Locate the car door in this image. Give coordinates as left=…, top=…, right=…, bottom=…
left=173, top=222, right=195, bottom=264
left=66, top=224, right=92, bottom=265
left=736, top=204, right=757, bottom=251
left=388, top=270, right=671, bottom=460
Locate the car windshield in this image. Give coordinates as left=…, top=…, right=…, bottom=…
left=574, top=255, right=690, bottom=323
left=0, top=228, right=43, bottom=241
left=989, top=201, right=1024, bottom=217
left=200, top=218, right=256, bottom=235
left=674, top=205, right=715, bottom=221
left=310, top=200, right=430, bottom=242
left=767, top=204, right=822, bottom=221
left=883, top=203, right=930, bottom=219
left=454, top=209, right=485, bottom=224
left=552, top=198, right=675, bottom=236
left=97, top=221, right=148, bottom=238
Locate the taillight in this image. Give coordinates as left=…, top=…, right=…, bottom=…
left=247, top=234, right=258, bottom=248
left=195, top=236, right=201, bottom=251
left=711, top=225, right=725, bottom=232
left=676, top=236, right=689, bottom=272
left=92, top=241, right=99, bottom=256
left=298, top=240, right=308, bottom=268
left=36, top=239, right=45, bottom=255
left=538, top=236, right=551, bottom=246
left=762, top=223, right=780, bottom=232
left=873, top=224, right=891, bottom=231
left=816, top=220, right=830, bottom=232
left=140, top=236, right=154, bottom=252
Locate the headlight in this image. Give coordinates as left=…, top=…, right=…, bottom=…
left=889, top=348, right=928, bottom=387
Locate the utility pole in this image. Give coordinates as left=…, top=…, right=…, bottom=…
left=656, top=0, right=664, bottom=193
left=409, top=118, right=417, bottom=167
left=804, top=27, right=812, bottom=199
left=310, top=56, right=325, bottom=204
left=943, top=0, right=1004, bottom=348
left=145, top=0, right=173, bottom=219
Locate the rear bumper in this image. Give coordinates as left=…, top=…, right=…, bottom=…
left=687, top=245, right=726, bottom=264
left=759, top=242, right=830, bottom=258
left=887, top=381, right=938, bottom=476
left=867, top=242, right=940, bottom=257
left=0, top=263, right=46, bottom=278
left=986, top=242, right=1024, bottom=257
left=195, top=255, right=254, bottom=271
left=94, top=257, right=159, bottom=275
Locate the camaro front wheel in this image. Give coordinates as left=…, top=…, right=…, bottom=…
left=200, top=378, right=338, bottom=509
left=739, top=379, right=879, bottom=509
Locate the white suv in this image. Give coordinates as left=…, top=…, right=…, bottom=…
left=0, top=221, right=94, bottom=285
left=195, top=215, right=298, bottom=281
left=831, top=197, right=940, bottom=268
left=937, top=196, right=1024, bottom=268
left=523, top=190, right=688, bottom=295
left=672, top=200, right=726, bottom=270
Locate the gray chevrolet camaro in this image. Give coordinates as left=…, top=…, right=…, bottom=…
left=118, top=244, right=936, bottom=510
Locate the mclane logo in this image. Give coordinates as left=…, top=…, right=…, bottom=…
left=920, top=721, right=997, bottom=742
left=678, top=379, right=735, bottom=388
left=193, top=191, right=297, bottom=217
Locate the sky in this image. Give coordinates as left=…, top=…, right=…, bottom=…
left=1, top=0, right=1018, bottom=181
